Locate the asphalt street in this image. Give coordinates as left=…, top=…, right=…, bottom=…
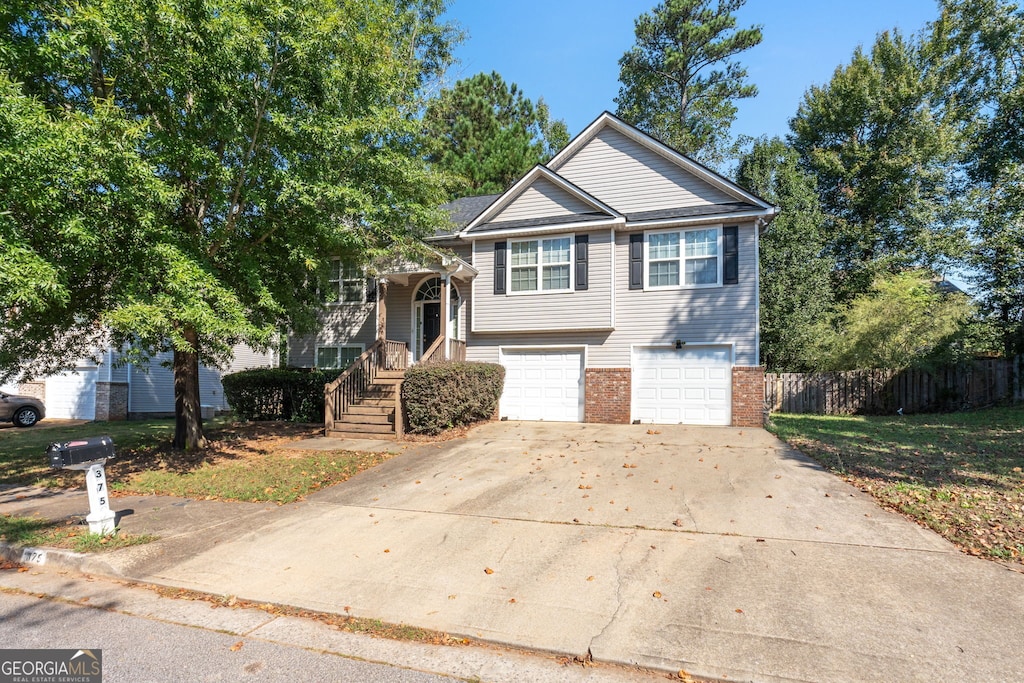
left=0, top=591, right=460, bottom=683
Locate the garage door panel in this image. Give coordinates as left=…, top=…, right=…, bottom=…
left=633, top=346, right=731, bottom=425
left=45, top=369, right=97, bottom=420
left=501, top=350, right=583, bottom=422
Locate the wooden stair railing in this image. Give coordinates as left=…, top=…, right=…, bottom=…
left=324, top=339, right=408, bottom=433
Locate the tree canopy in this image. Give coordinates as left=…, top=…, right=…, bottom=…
left=422, top=71, right=568, bottom=197
left=0, top=0, right=457, bottom=448
left=736, top=137, right=833, bottom=372
left=615, top=0, right=762, bottom=168
left=789, top=30, right=960, bottom=302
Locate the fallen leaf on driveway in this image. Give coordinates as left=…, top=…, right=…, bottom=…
left=229, top=641, right=244, bottom=651
left=672, top=519, right=683, bottom=526
left=735, top=609, right=744, bottom=614
left=578, top=484, right=592, bottom=489
left=652, top=591, right=662, bottom=598
left=647, top=429, right=661, bottom=434
left=587, top=576, right=595, bottom=581
left=484, top=567, right=494, bottom=575
left=622, top=463, right=638, bottom=469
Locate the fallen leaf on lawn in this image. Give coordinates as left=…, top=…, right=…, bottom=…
left=652, top=591, right=662, bottom=598
left=484, top=567, right=494, bottom=575
left=229, top=641, right=244, bottom=651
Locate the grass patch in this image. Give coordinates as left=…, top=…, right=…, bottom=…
left=767, top=405, right=1024, bottom=565
left=1, top=419, right=394, bottom=504
left=0, top=514, right=156, bottom=552
left=114, top=450, right=389, bottom=504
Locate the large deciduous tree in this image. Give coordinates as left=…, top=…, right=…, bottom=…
left=615, top=0, right=762, bottom=168
left=422, top=71, right=568, bottom=197
left=929, top=0, right=1024, bottom=358
left=736, top=137, right=834, bottom=372
left=789, top=30, right=960, bottom=302
left=0, top=0, right=456, bottom=448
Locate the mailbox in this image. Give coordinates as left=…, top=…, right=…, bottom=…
left=47, top=436, right=116, bottom=469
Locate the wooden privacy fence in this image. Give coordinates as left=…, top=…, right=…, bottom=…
left=765, top=356, right=1023, bottom=415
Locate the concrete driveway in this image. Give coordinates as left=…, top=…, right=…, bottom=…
left=132, top=422, right=1024, bottom=682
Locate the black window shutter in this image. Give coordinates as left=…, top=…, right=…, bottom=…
left=723, top=226, right=739, bottom=285
left=365, top=276, right=377, bottom=303
left=628, top=233, right=644, bottom=290
left=575, top=234, right=589, bottom=291
left=494, top=241, right=507, bottom=295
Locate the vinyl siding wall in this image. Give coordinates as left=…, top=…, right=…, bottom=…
left=288, top=302, right=377, bottom=368
left=491, top=177, right=597, bottom=222
left=126, top=344, right=275, bottom=413
left=555, top=127, right=736, bottom=213
left=466, top=223, right=758, bottom=367
left=471, top=229, right=614, bottom=333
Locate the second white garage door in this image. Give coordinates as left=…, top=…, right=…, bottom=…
left=500, top=349, right=583, bottom=422
left=632, top=346, right=732, bottom=425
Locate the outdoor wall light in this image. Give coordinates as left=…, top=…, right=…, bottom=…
left=675, top=339, right=684, bottom=349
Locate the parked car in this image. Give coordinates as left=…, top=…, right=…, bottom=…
left=0, top=392, right=45, bottom=427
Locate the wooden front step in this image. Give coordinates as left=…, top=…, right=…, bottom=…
left=330, top=421, right=395, bottom=434
left=337, top=412, right=393, bottom=426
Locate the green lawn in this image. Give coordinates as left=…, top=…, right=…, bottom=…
left=0, top=419, right=391, bottom=504
left=768, top=405, right=1024, bottom=564
left=0, top=514, right=155, bottom=552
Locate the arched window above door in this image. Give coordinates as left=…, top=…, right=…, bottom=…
left=415, top=277, right=459, bottom=303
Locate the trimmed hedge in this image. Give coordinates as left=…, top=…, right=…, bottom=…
left=221, top=368, right=337, bottom=423
left=401, top=361, right=505, bottom=435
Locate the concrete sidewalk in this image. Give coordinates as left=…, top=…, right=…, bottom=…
left=3, top=422, right=1023, bottom=682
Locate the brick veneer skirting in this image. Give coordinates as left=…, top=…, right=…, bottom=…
left=585, top=368, right=631, bottom=424
left=95, top=382, right=129, bottom=421
left=731, top=366, right=765, bottom=427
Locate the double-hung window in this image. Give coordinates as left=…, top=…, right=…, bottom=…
left=510, top=236, right=572, bottom=293
left=316, top=345, right=363, bottom=370
left=646, top=227, right=721, bottom=288
left=328, top=260, right=365, bottom=304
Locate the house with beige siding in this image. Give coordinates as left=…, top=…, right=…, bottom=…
left=292, top=112, right=777, bottom=437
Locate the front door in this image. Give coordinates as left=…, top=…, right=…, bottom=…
left=422, top=302, right=441, bottom=356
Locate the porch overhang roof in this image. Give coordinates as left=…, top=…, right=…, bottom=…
left=373, top=250, right=477, bottom=286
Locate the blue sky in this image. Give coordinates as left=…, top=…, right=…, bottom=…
left=442, top=0, right=940, bottom=142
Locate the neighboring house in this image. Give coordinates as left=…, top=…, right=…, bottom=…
left=293, top=112, right=778, bottom=435
left=7, top=345, right=274, bottom=421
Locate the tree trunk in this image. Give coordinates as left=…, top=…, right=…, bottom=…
left=172, top=326, right=209, bottom=450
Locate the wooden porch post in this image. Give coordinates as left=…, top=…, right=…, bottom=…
left=441, top=276, right=450, bottom=360
left=377, top=279, right=388, bottom=342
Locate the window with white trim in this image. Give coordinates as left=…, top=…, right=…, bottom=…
left=646, top=227, right=721, bottom=288
left=328, top=260, right=365, bottom=304
left=509, top=236, right=572, bottom=293
left=316, top=345, right=364, bottom=370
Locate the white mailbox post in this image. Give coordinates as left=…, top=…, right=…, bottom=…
left=46, top=436, right=118, bottom=535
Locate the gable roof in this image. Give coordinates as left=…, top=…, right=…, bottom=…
left=462, top=165, right=623, bottom=236
left=548, top=111, right=775, bottom=211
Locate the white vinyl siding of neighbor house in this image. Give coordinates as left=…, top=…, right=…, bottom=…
left=126, top=344, right=275, bottom=413
left=464, top=222, right=758, bottom=367
left=553, top=127, right=736, bottom=214
left=490, top=177, right=598, bottom=223
left=471, top=230, right=613, bottom=333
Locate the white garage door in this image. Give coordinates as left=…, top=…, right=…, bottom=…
left=501, top=350, right=583, bottom=422
left=633, top=346, right=731, bottom=425
left=45, top=368, right=98, bottom=420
